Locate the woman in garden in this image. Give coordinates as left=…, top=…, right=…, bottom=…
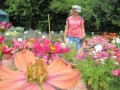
left=64, top=5, right=85, bottom=51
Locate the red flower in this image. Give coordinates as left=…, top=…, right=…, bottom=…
left=2, top=46, right=12, bottom=54
left=0, top=36, right=4, bottom=43
left=0, top=21, right=12, bottom=31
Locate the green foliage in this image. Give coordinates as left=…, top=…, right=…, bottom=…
left=50, top=0, right=120, bottom=32
left=62, top=44, right=77, bottom=63
left=4, top=0, right=52, bottom=31
left=76, top=58, right=120, bottom=90
left=1, top=0, right=120, bottom=33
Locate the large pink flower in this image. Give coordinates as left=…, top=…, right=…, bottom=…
left=33, top=39, right=70, bottom=55
left=0, top=50, right=80, bottom=90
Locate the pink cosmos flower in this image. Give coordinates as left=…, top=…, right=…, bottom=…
left=76, top=49, right=86, bottom=60
left=114, top=51, right=120, bottom=58
left=33, top=39, right=70, bottom=55
left=0, top=36, right=5, bottom=43
left=13, top=39, right=28, bottom=50
left=76, top=53, right=86, bottom=60
left=93, top=51, right=109, bottom=59
left=33, top=39, right=70, bottom=64
left=0, top=49, right=80, bottom=90
left=0, top=21, right=12, bottom=32
left=112, top=69, right=120, bottom=76
left=2, top=46, right=12, bottom=54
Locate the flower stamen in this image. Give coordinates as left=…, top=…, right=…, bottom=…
left=26, top=59, right=47, bottom=86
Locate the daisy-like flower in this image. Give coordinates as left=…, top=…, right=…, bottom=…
left=34, top=39, right=70, bottom=54
left=0, top=49, right=80, bottom=90
left=33, top=39, right=70, bottom=64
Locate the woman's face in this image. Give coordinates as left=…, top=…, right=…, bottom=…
left=69, top=9, right=80, bottom=16
left=73, top=11, right=79, bottom=16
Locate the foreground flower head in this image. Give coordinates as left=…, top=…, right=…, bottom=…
left=0, top=49, right=80, bottom=90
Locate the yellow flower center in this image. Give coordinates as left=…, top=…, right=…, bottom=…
left=26, top=59, right=47, bottom=86
left=27, top=38, right=35, bottom=47
left=49, top=44, right=55, bottom=52
left=29, top=38, right=35, bottom=43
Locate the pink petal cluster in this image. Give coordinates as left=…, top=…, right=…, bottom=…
left=2, top=46, right=12, bottom=54
left=112, top=69, right=120, bottom=76
left=93, top=51, right=109, bottom=59
left=0, top=21, right=12, bottom=32
left=33, top=39, right=70, bottom=58
left=114, top=51, right=120, bottom=63
left=87, top=36, right=109, bottom=48
left=34, top=39, right=70, bottom=54
left=13, top=39, right=28, bottom=50
left=0, top=36, right=5, bottom=43
left=76, top=49, right=86, bottom=60
left=87, top=36, right=116, bottom=50
left=77, top=35, right=117, bottom=63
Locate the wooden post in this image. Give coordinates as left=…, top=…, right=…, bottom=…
left=48, top=14, right=51, bottom=39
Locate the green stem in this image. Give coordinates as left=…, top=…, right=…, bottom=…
left=0, top=44, right=2, bottom=61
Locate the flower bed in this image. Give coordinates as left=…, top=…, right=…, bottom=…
left=0, top=23, right=120, bottom=90
left=76, top=35, right=120, bottom=90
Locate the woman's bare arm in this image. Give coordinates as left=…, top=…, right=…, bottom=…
left=64, top=25, right=69, bottom=43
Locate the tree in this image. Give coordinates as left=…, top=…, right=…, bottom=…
left=5, top=0, right=52, bottom=31
left=49, top=0, right=120, bottom=33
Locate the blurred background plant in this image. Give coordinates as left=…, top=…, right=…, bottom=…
left=62, top=43, right=77, bottom=63
left=0, top=0, right=119, bottom=33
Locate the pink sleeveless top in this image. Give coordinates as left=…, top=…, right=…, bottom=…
left=66, top=15, right=84, bottom=38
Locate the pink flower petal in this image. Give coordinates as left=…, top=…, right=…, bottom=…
left=14, top=49, right=36, bottom=72
left=47, top=69, right=80, bottom=89
left=0, top=67, right=27, bottom=90
left=0, top=66, right=25, bottom=80
left=17, top=83, right=40, bottom=90
left=0, top=79, right=26, bottom=90
left=47, top=58, right=80, bottom=89
left=48, top=58, right=72, bottom=74
left=43, top=82, right=56, bottom=90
